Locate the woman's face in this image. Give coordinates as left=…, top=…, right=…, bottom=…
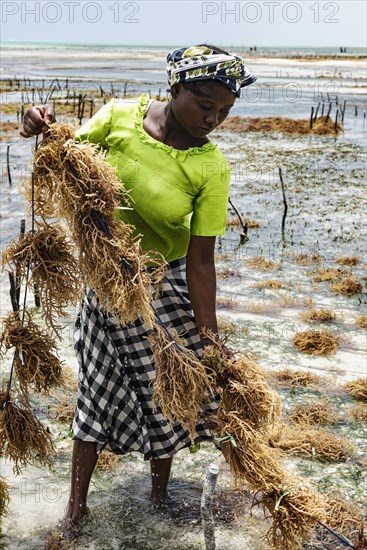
left=171, top=81, right=236, bottom=138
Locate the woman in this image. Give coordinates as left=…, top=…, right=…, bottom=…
left=20, top=45, right=256, bottom=529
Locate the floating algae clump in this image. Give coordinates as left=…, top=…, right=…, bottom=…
left=217, top=319, right=249, bottom=337
left=300, top=308, right=338, bottom=324
left=220, top=114, right=343, bottom=135
left=0, top=311, right=64, bottom=397
left=292, top=329, right=339, bottom=356
left=48, top=398, right=76, bottom=423
left=2, top=221, right=81, bottom=335
left=291, top=252, right=321, bottom=266
left=95, top=451, right=122, bottom=471
left=350, top=403, right=367, bottom=422
left=312, top=267, right=348, bottom=282
left=335, top=255, right=360, bottom=266
left=227, top=216, right=260, bottom=228
left=268, top=424, right=355, bottom=462
left=272, top=368, right=320, bottom=388
left=217, top=296, right=236, bottom=309
left=246, top=255, right=276, bottom=271
left=252, top=279, right=284, bottom=290
left=330, top=277, right=363, bottom=296
left=356, top=314, right=367, bottom=329
left=28, top=122, right=165, bottom=328
left=288, top=402, right=338, bottom=426
left=344, top=378, right=367, bottom=402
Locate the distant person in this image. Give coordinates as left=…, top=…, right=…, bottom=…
left=20, top=45, right=257, bottom=532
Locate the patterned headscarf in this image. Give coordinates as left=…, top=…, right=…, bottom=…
left=167, top=45, right=257, bottom=98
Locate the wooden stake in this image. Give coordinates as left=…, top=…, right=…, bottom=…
left=8, top=272, right=19, bottom=314
left=79, top=99, right=85, bottom=125
left=77, top=93, right=82, bottom=119
left=335, top=109, right=339, bottom=131
left=201, top=463, right=219, bottom=550
left=326, top=102, right=332, bottom=122
left=310, top=107, right=314, bottom=129
left=279, top=168, right=288, bottom=249
left=341, top=100, right=347, bottom=123
left=6, top=145, right=12, bottom=187
left=228, top=197, right=248, bottom=244
left=314, top=102, right=320, bottom=122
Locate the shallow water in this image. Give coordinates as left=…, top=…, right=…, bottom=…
left=0, top=46, right=366, bottom=549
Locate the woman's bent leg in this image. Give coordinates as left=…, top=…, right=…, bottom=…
left=65, top=440, right=99, bottom=525
left=150, top=457, right=173, bottom=501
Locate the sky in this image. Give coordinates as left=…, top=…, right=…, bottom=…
left=1, top=0, right=366, bottom=48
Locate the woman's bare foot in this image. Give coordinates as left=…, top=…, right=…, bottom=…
left=44, top=509, right=89, bottom=550
left=64, top=500, right=89, bottom=529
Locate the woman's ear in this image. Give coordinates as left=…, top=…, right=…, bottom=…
left=170, top=84, right=180, bottom=99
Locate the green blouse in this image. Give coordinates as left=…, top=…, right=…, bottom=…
left=75, top=95, right=230, bottom=263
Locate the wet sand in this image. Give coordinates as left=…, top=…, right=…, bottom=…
left=0, top=46, right=366, bottom=549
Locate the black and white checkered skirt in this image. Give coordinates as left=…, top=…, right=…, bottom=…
left=72, top=257, right=217, bottom=460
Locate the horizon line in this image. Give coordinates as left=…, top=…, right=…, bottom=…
left=1, top=40, right=366, bottom=49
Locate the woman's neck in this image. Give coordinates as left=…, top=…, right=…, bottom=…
left=143, top=100, right=209, bottom=150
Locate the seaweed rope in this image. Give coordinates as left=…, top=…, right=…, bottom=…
left=66, top=157, right=219, bottom=417
left=66, top=158, right=197, bottom=357
left=3, top=137, right=39, bottom=407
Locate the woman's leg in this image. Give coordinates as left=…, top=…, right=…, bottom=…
left=150, top=457, right=173, bottom=501
left=65, top=440, right=99, bottom=525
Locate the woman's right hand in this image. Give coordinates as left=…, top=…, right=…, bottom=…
left=20, top=105, right=55, bottom=138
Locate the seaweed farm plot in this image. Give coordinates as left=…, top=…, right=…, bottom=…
left=213, top=128, right=366, bottom=548
left=216, top=129, right=366, bottom=376
left=1, top=69, right=366, bottom=549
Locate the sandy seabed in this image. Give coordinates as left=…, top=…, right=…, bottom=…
left=0, top=49, right=366, bottom=550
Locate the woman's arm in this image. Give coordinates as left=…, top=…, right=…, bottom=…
left=186, top=235, right=218, bottom=346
